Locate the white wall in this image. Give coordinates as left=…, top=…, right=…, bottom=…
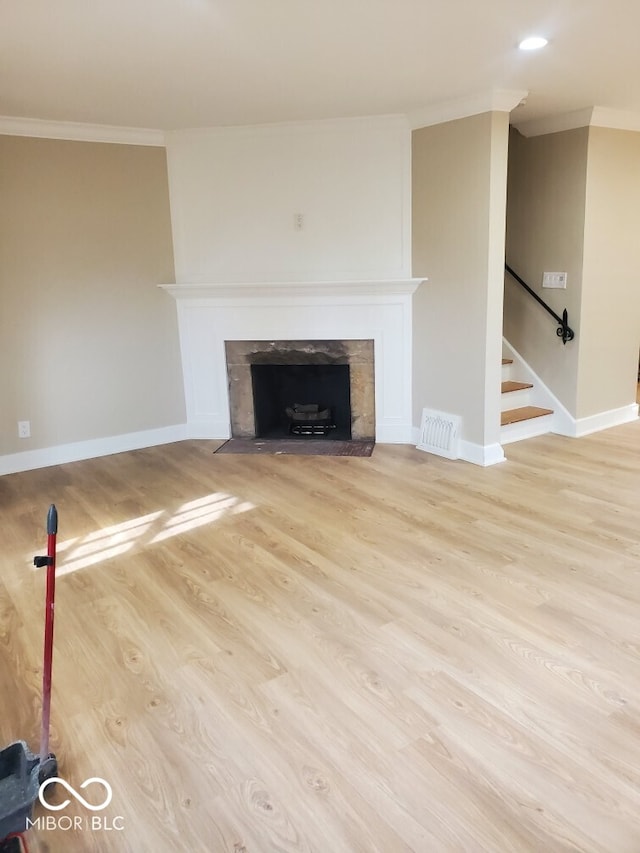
left=165, top=116, right=411, bottom=283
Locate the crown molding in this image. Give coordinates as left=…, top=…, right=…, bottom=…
left=165, top=113, right=409, bottom=143
left=590, top=106, right=640, bottom=132
left=408, top=89, right=528, bottom=131
left=0, top=115, right=165, bottom=146
left=513, top=108, right=594, bottom=137
left=514, top=106, right=640, bottom=138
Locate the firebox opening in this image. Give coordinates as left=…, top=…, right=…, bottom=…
left=251, top=363, right=352, bottom=440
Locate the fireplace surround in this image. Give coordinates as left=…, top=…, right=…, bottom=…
left=160, top=278, right=423, bottom=443
left=225, top=339, right=375, bottom=440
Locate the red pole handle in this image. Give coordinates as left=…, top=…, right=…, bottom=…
left=39, top=504, right=57, bottom=764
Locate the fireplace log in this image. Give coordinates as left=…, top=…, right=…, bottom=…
left=285, top=404, right=332, bottom=422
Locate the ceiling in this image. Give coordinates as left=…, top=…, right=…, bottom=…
left=2, top=0, right=640, bottom=132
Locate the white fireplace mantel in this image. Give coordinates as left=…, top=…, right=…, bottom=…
left=160, top=279, right=423, bottom=300
left=161, top=278, right=426, bottom=443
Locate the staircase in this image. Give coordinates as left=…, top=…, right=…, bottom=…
left=500, top=358, right=554, bottom=444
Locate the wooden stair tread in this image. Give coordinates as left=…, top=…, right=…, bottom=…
left=501, top=406, right=553, bottom=426
left=501, top=380, right=533, bottom=393
left=501, top=358, right=513, bottom=365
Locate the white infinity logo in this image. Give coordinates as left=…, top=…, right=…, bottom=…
left=39, top=777, right=113, bottom=812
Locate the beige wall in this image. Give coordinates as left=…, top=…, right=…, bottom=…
left=412, top=112, right=509, bottom=451
left=504, top=127, right=588, bottom=415
left=579, top=127, right=640, bottom=417
left=0, top=135, right=185, bottom=456
left=505, top=125, right=640, bottom=420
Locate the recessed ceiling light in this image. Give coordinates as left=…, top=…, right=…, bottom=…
left=519, top=36, right=548, bottom=51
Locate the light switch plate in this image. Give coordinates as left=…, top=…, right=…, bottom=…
left=542, top=272, right=567, bottom=289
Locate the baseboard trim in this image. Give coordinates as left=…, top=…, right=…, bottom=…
left=458, top=440, right=506, bottom=467
left=186, top=420, right=231, bottom=440
left=411, top=426, right=506, bottom=466
left=573, top=403, right=639, bottom=437
left=376, top=424, right=415, bottom=444
left=0, top=424, right=188, bottom=476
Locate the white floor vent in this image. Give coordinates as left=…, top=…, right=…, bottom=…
left=417, top=408, right=462, bottom=460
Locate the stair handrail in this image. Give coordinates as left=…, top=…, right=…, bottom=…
left=505, top=264, right=575, bottom=345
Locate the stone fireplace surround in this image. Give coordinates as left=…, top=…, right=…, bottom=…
left=225, top=339, right=375, bottom=440
left=160, top=279, right=423, bottom=443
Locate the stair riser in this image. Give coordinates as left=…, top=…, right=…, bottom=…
left=501, top=353, right=554, bottom=444
left=501, top=388, right=532, bottom=409
left=501, top=364, right=513, bottom=381
left=501, top=346, right=556, bottom=445
left=500, top=414, right=554, bottom=444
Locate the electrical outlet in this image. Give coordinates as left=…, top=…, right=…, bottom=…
left=18, top=420, right=31, bottom=439
left=294, top=213, right=304, bottom=231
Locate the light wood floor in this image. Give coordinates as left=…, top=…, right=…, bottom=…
left=1, top=423, right=640, bottom=852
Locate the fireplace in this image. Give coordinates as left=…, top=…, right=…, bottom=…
left=160, top=278, right=422, bottom=444
left=252, top=363, right=351, bottom=439
left=225, top=339, right=375, bottom=441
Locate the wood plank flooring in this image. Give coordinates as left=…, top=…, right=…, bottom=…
left=1, top=422, right=640, bottom=852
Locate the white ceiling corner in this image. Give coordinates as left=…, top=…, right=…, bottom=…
left=408, top=89, right=529, bottom=131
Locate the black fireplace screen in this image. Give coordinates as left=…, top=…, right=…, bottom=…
left=251, top=363, right=351, bottom=440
